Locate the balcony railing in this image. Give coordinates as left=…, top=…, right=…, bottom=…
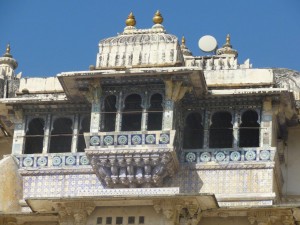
left=182, top=147, right=276, bottom=163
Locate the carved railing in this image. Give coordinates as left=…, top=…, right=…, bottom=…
left=182, top=147, right=276, bottom=164
left=84, top=130, right=178, bottom=188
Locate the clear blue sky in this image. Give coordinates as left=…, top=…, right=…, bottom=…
left=0, top=1, right=299, bottom=77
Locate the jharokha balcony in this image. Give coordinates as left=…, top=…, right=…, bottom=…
left=84, top=130, right=178, bottom=188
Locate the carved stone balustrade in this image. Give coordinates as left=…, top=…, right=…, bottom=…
left=84, top=130, right=178, bottom=188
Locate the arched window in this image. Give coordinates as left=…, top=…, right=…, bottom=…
left=239, top=110, right=260, bottom=147
left=148, top=93, right=163, bottom=131
left=209, top=111, right=233, bottom=148
left=24, top=118, right=44, bottom=154
left=49, top=118, right=73, bottom=153
left=183, top=112, right=203, bottom=149
left=103, top=95, right=117, bottom=132
left=77, top=116, right=91, bottom=152
left=122, top=94, right=142, bottom=131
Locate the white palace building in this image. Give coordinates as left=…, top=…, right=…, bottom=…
left=1, top=11, right=300, bottom=225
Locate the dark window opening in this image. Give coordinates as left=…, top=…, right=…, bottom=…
left=128, top=217, right=135, bottom=224
left=106, top=217, right=112, bottom=225
left=49, top=118, right=73, bottom=153
left=97, top=217, right=103, bottom=224
left=183, top=112, right=203, bottom=149
left=77, top=116, right=91, bottom=152
left=24, top=118, right=45, bottom=154
left=239, top=110, right=260, bottom=147
left=122, top=94, right=142, bottom=131
left=103, top=95, right=117, bottom=132
left=139, top=216, right=145, bottom=224
left=209, top=111, right=233, bottom=148
left=116, top=217, right=123, bottom=225
left=148, top=93, right=163, bottom=130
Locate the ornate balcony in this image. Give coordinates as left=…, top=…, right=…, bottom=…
left=84, top=130, right=178, bottom=188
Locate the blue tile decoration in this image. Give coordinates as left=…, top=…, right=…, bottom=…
left=103, top=135, right=114, bottom=146
left=159, top=133, right=169, bottom=144
left=230, top=151, right=241, bottom=161
left=145, top=134, right=156, bottom=144
left=65, top=155, right=76, bottom=166
left=185, top=152, right=196, bottom=163
left=80, top=155, right=90, bottom=165
left=90, top=135, right=101, bottom=146
left=52, top=156, right=62, bottom=166
left=117, top=135, right=128, bottom=145
left=37, top=156, right=48, bottom=167
left=245, top=150, right=256, bottom=161
left=131, top=134, right=142, bottom=145
left=23, top=157, right=34, bottom=167
left=259, top=150, right=270, bottom=160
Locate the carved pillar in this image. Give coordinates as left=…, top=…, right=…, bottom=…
left=233, top=110, right=239, bottom=148
left=11, top=108, right=25, bottom=154
left=115, top=91, right=123, bottom=132
left=203, top=110, right=210, bottom=149
left=261, top=97, right=273, bottom=148
left=42, top=113, right=51, bottom=153
left=141, top=92, right=149, bottom=131
left=86, top=81, right=102, bottom=133
left=71, top=114, right=79, bottom=153
left=163, top=80, right=191, bottom=131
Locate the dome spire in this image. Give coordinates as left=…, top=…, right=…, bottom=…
left=180, top=36, right=192, bottom=56
left=153, top=10, right=163, bottom=24
left=125, top=12, right=136, bottom=27
left=216, top=34, right=238, bottom=58
left=3, top=44, right=12, bottom=58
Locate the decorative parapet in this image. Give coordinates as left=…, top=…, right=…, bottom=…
left=84, top=130, right=178, bottom=188
left=182, top=147, right=276, bottom=164
left=15, top=153, right=90, bottom=173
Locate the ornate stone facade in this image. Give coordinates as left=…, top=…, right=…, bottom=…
left=1, top=10, right=300, bottom=225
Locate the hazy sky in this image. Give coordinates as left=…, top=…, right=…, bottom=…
left=0, top=1, right=299, bottom=77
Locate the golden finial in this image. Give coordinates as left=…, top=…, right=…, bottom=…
left=153, top=10, right=163, bottom=24
left=182, top=36, right=186, bottom=45
left=6, top=44, right=11, bottom=54
left=224, top=34, right=232, bottom=48
left=126, top=12, right=136, bottom=27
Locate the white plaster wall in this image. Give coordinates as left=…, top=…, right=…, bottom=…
left=204, top=69, right=273, bottom=87
left=282, top=125, right=300, bottom=195
left=18, top=77, right=63, bottom=93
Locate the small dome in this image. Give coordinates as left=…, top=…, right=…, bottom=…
left=96, top=28, right=184, bottom=69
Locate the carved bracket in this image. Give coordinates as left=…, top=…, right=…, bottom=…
left=88, top=150, right=178, bottom=188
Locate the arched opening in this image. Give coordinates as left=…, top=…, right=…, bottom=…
left=148, top=93, right=163, bottom=131
left=183, top=112, right=203, bottom=149
left=103, top=95, right=117, bottom=132
left=49, top=117, right=73, bottom=153
left=24, top=118, right=44, bottom=154
left=239, top=110, right=260, bottom=147
left=122, top=94, right=142, bottom=131
left=209, top=111, right=233, bottom=148
left=77, top=116, right=91, bottom=152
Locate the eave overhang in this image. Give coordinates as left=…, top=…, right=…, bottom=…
left=57, top=66, right=207, bottom=102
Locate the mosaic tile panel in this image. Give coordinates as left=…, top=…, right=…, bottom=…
left=23, top=174, right=179, bottom=198
left=171, top=168, right=273, bottom=194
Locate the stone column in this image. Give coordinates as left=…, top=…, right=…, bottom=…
left=163, top=79, right=191, bottom=131
left=115, top=91, right=123, bottom=132
left=203, top=110, right=211, bottom=149
left=71, top=114, right=79, bottom=153
left=11, top=109, right=25, bottom=154
left=86, top=81, right=102, bottom=133
left=233, top=110, right=239, bottom=148
left=261, top=97, right=273, bottom=148
left=141, top=92, right=149, bottom=131
left=42, top=113, right=51, bottom=153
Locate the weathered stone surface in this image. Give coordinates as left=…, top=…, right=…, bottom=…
left=0, top=156, right=22, bottom=212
